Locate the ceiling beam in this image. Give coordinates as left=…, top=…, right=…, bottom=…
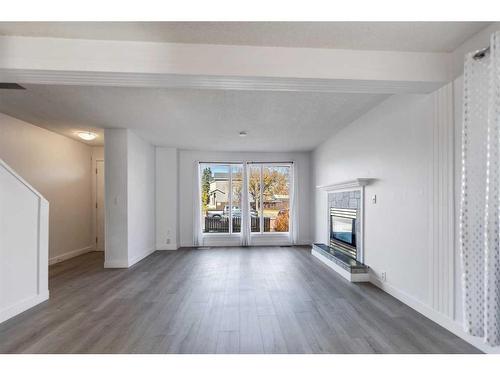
left=0, top=36, right=451, bottom=94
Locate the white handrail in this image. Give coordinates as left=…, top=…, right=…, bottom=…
left=0, top=158, right=48, bottom=202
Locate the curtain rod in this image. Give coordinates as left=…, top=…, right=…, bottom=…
left=473, top=46, right=491, bottom=61
left=198, top=161, right=294, bottom=164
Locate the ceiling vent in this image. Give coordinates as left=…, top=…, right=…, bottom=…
left=0, top=83, right=26, bottom=90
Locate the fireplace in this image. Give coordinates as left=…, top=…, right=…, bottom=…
left=327, top=187, right=363, bottom=263
left=312, top=179, right=370, bottom=282
left=330, top=207, right=357, bottom=260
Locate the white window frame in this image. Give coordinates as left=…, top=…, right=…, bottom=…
left=199, top=161, right=294, bottom=246
left=247, top=162, right=293, bottom=239
left=199, top=162, right=243, bottom=239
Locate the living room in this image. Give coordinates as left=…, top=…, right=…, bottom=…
left=0, top=1, right=499, bottom=373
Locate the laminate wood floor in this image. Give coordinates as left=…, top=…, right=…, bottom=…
left=0, top=247, right=481, bottom=354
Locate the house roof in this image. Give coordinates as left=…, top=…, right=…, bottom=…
left=209, top=188, right=226, bottom=195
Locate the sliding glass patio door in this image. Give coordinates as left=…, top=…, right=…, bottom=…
left=200, top=163, right=243, bottom=235
left=199, top=162, right=293, bottom=246
left=248, top=163, right=291, bottom=235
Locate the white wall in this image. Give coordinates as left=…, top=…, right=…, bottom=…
left=104, top=129, right=129, bottom=267
left=0, top=112, right=94, bottom=262
left=0, top=159, right=49, bottom=323
left=178, top=150, right=312, bottom=247
left=156, top=147, right=178, bottom=250
left=313, top=94, right=434, bottom=302
left=104, top=129, right=155, bottom=267
left=127, top=131, right=156, bottom=265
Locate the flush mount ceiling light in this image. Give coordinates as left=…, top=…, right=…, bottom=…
left=77, top=131, right=97, bottom=141
left=239, top=131, right=248, bottom=137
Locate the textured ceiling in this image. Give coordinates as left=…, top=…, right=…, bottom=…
left=0, top=85, right=389, bottom=151
left=0, top=22, right=490, bottom=52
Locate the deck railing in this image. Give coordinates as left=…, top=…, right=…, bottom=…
left=204, top=216, right=270, bottom=233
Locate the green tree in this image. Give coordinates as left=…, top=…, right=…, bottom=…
left=201, top=167, right=212, bottom=213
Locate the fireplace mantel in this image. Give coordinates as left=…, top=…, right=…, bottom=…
left=316, top=178, right=372, bottom=192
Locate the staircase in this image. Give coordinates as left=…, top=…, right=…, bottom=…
left=0, top=158, right=49, bottom=324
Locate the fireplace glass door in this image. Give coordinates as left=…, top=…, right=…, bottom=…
left=330, top=208, right=357, bottom=259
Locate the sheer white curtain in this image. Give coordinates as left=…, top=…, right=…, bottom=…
left=460, top=31, right=500, bottom=347
left=289, top=163, right=298, bottom=245
left=193, top=162, right=203, bottom=247
left=240, top=164, right=250, bottom=246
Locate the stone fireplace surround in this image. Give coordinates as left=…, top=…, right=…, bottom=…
left=329, top=190, right=361, bottom=259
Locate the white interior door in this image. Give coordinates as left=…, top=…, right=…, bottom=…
left=96, top=160, right=105, bottom=251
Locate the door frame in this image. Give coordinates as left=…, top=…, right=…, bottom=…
left=93, top=158, right=105, bottom=251
left=199, top=161, right=294, bottom=247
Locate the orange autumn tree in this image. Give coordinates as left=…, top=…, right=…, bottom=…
left=248, top=168, right=288, bottom=210
left=274, top=210, right=289, bottom=232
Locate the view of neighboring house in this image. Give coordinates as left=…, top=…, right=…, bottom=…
left=208, top=172, right=229, bottom=210
left=208, top=172, right=290, bottom=212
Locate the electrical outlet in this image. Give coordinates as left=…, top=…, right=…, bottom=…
left=166, top=238, right=171, bottom=244
left=381, top=271, right=387, bottom=282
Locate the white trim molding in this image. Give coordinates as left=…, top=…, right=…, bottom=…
left=104, top=247, right=156, bottom=269
left=0, top=291, right=49, bottom=324
left=0, top=36, right=449, bottom=93
left=317, top=178, right=373, bottom=191
left=370, top=275, right=499, bottom=354
left=127, top=248, right=156, bottom=268
left=0, top=69, right=444, bottom=95
left=48, top=245, right=95, bottom=265
left=157, top=244, right=179, bottom=251
left=0, top=158, right=46, bottom=199
left=428, top=83, right=455, bottom=319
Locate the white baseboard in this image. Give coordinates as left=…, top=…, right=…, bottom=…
left=105, top=248, right=156, bottom=268
left=128, top=247, right=156, bottom=267
left=49, top=245, right=94, bottom=265
left=156, top=243, right=178, bottom=250
left=369, top=275, right=500, bottom=354
left=104, top=259, right=129, bottom=268
left=0, top=290, right=49, bottom=324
